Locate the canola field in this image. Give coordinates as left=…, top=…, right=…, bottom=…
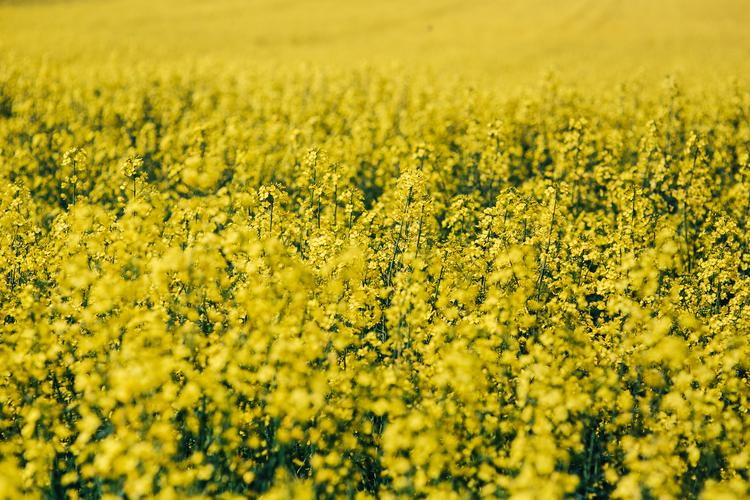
left=1, top=1, right=750, bottom=498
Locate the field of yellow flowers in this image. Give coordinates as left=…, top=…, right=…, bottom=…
left=2, top=1, right=750, bottom=499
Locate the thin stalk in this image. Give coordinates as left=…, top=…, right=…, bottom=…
left=683, top=148, right=698, bottom=273
left=316, top=195, right=321, bottom=229
left=414, top=204, right=424, bottom=258
left=348, top=191, right=354, bottom=233
left=536, top=184, right=559, bottom=301
left=333, top=164, right=338, bottom=228
left=385, top=187, right=413, bottom=286
left=630, top=182, right=637, bottom=245
left=269, top=196, right=274, bottom=234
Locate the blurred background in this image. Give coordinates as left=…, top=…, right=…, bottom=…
left=1, top=0, right=748, bottom=84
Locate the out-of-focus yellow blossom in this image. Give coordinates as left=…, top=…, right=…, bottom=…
left=0, top=42, right=749, bottom=500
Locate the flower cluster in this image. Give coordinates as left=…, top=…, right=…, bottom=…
left=0, top=60, right=749, bottom=499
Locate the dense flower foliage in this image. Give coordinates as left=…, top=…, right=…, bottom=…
left=1, top=60, right=749, bottom=498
